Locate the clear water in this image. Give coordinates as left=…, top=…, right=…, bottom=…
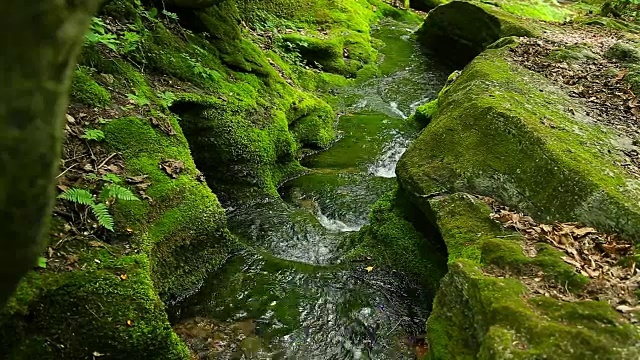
left=171, top=18, right=452, bottom=360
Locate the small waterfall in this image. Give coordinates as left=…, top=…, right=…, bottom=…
left=389, top=101, right=407, bottom=119
left=369, top=135, right=410, bottom=178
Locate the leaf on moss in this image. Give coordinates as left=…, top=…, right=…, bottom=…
left=160, top=159, right=185, bottom=179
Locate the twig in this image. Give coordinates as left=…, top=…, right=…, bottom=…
left=97, top=152, right=118, bottom=170
left=85, top=305, right=101, bottom=320
left=56, top=164, right=78, bottom=179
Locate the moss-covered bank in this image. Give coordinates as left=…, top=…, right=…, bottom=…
left=342, top=188, right=448, bottom=299
left=395, top=11, right=640, bottom=357
left=397, top=46, right=640, bottom=239
left=425, top=193, right=640, bottom=359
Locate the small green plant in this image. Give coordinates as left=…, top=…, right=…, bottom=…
left=85, top=17, right=119, bottom=51
left=162, top=10, right=179, bottom=20
left=127, top=92, right=151, bottom=107
left=58, top=179, right=139, bottom=231
left=121, top=31, right=142, bottom=53
left=182, top=54, right=221, bottom=82
left=144, top=7, right=159, bottom=19
left=81, top=129, right=105, bottom=141
left=158, top=91, right=177, bottom=108
left=36, top=257, right=47, bottom=269
left=101, top=173, right=122, bottom=184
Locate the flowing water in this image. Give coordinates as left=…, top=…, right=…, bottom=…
left=171, top=18, right=451, bottom=359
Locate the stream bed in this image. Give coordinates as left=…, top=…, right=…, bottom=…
left=171, top=18, right=451, bottom=359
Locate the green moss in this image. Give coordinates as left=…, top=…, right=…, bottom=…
left=605, top=41, right=640, bottom=63
left=343, top=189, right=447, bottom=296
left=69, top=66, right=111, bottom=107
left=288, top=93, right=336, bottom=148
left=1, top=258, right=190, bottom=359
left=397, top=47, right=640, bottom=239
left=578, top=15, right=640, bottom=33
left=548, top=43, right=600, bottom=62
left=281, top=34, right=354, bottom=75
left=411, top=99, right=438, bottom=127
left=171, top=93, right=303, bottom=201
left=624, top=64, right=640, bottom=95
left=104, top=116, right=236, bottom=298
left=3, top=0, right=402, bottom=355
left=425, top=194, right=640, bottom=359
left=498, top=0, right=572, bottom=22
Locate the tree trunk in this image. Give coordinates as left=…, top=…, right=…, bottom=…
left=0, top=0, right=101, bottom=305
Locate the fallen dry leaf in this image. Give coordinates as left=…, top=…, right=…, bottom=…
left=160, top=159, right=184, bottom=179
left=126, top=175, right=149, bottom=184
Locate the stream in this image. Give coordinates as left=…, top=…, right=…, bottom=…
left=171, top=18, right=451, bottom=359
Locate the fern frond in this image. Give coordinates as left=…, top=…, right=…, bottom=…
left=90, top=203, right=114, bottom=231
left=58, top=188, right=95, bottom=206
left=101, top=184, right=139, bottom=202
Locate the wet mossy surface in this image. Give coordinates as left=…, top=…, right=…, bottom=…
left=424, top=193, right=640, bottom=359
left=343, top=189, right=448, bottom=298
left=397, top=47, right=640, bottom=239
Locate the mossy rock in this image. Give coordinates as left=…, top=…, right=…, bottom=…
left=1, top=258, right=190, bottom=359
left=397, top=47, right=640, bottom=239
left=605, top=41, right=640, bottom=63
left=171, top=94, right=303, bottom=202
left=287, top=92, right=337, bottom=149
left=281, top=34, right=352, bottom=75
left=496, top=0, right=572, bottom=22
left=416, top=1, right=534, bottom=65
left=548, top=43, right=601, bottom=62
left=624, top=64, right=640, bottom=95
left=342, top=189, right=448, bottom=296
left=411, top=99, right=438, bottom=127
left=424, top=193, right=640, bottom=359
left=104, top=116, right=236, bottom=299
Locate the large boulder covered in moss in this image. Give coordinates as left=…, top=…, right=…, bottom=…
left=417, top=1, right=533, bottom=65
left=397, top=47, right=640, bottom=239
left=424, top=193, right=640, bottom=359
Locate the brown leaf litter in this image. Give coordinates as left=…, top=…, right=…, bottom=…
left=480, top=196, right=640, bottom=322
left=508, top=25, right=640, bottom=178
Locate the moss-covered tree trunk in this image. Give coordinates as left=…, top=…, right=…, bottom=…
left=0, top=0, right=101, bottom=305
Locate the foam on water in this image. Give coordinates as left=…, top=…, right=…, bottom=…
left=369, top=135, right=410, bottom=178
left=316, top=210, right=363, bottom=233
left=389, top=101, right=407, bottom=119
